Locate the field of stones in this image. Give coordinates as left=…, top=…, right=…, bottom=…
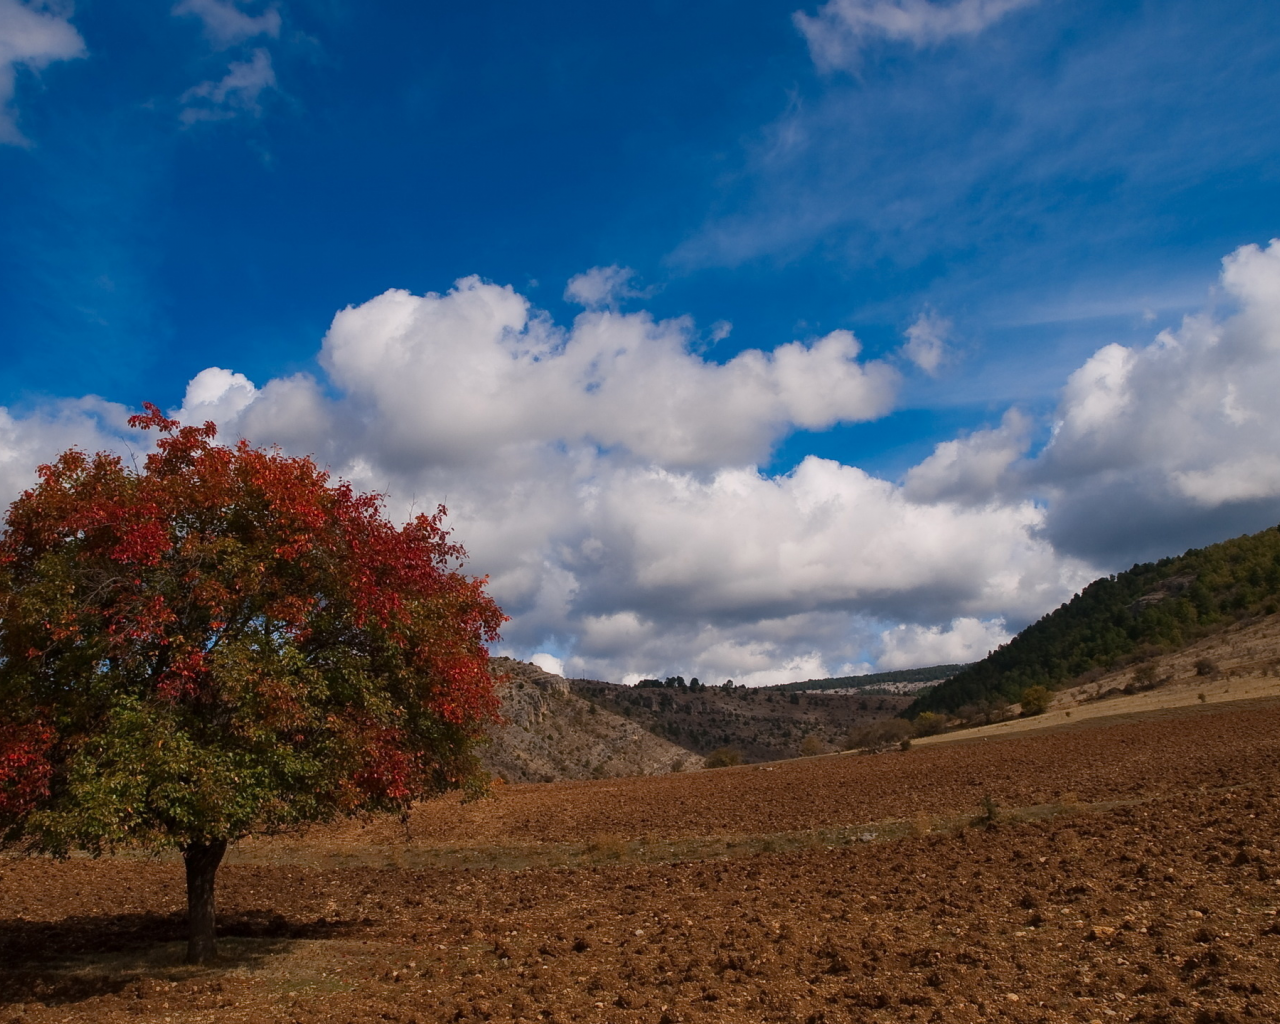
left=3, top=696, right=1280, bottom=1023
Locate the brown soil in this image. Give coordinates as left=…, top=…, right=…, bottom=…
left=3, top=698, right=1280, bottom=1023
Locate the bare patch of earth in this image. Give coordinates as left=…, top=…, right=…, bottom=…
left=3, top=699, right=1279, bottom=1023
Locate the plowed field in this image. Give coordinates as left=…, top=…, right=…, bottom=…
left=3, top=698, right=1280, bottom=1023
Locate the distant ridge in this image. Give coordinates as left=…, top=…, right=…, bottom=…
left=766, top=664, right=967, bottom=693
left=908, top=524, right=1280, bottom=718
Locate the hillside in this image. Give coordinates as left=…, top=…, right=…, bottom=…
left=570, top=678, right=912, bottom=761
left=481, top=659, right=698, bottom=782
left=909, top=522, right=1280, bottom=717
left=768, top=663, right=965, bottom=693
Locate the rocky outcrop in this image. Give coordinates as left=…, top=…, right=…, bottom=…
left=481, top=658, right=699, bottom=783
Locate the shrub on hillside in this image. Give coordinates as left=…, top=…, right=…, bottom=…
left=1020, top=685, right=1052, bottom=715
left=845, top=718, right=913, bottom=751
left=704, top=746, right=743, bottom=769
left=799, top=734, right=825, bottom=757
left=912, top=711, right=946, bottom=736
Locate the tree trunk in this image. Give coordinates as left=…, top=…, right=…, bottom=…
left=183, top=838, right=228, bottom=964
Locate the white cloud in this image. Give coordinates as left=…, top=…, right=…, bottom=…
left=1171, top=456, right=1280, bottom=508
left=528, top=652, right=565, bottom=676
left=0, top=0, right=85, bottom=145
left=709, top=320, right=733, bottom=343
left=178, top=366, right=259, bottom=423
left=14, top=243, right=1280, bottom=685
left=878, top=616, right=1010, bottom=670
left=32, top=244, right=1280, bottom=685
left=100, top=275, right=1089, bottom=684
left=564, top=265, right=646, bottom=310
left=4, top=245, right=1280, bottom=685
left=902, top=309, right=950, bottom=375
left=795, top=0, right=1040, bottom=70
left=574, top=457, right=1075, bottom=626
left=317, top=277, right=900, bottom=469
left=903, top=408, right=1028, bottom=504
left=180, top=47, right=276, bottom=123
left=0, top=396, right=134, bottom=499
left=1029, top=239, right=1280, bottom=559
left=892, top=240, right=1280, bottom=564
left=173, top=0, right=281, bottom=48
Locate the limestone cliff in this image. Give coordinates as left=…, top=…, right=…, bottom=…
left=481, top=658, right=699, bottom=783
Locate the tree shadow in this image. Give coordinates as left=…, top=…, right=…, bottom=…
left=0, top=910, right=366, bottom=1006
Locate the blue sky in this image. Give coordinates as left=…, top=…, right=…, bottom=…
left=3, top=0, right=1280, bottom=684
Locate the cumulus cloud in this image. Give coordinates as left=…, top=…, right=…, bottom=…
left=1026, top=239, right=1280, bottom=561
left=132, top=279, right=1090, bottom=685
left=178, top=366, right=259, bottom=424
left=173, top=0, right=280, bottom=48
left=23, top=243, right=1280, bottom=685
left=796, top=0, right=1040, bottom=70
left=878, top=616, right=1010, bottom=670
left=317, top=277, right=900, bottom=469
left=0, top=396, right=134, bottom=499
left=903, top=409, right=1029, bottom=504
left=180, top=47, right=276, bottom=123
left=572, top=457, right=1075, bottom=626
left=902, top=310, right=950, bottom=375
left=0, top=0, right=85, bottom=145
left=889, top=240, right=1280, bottom=565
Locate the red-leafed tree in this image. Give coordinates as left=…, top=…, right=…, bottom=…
left=0, top=406, right=504, bottom=963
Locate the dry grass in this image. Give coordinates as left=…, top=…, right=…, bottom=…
left=919, top=613, right=1280, bottom=747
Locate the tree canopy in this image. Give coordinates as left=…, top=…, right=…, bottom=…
left=0, top=406, right=504, bottom=961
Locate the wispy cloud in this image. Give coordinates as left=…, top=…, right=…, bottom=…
left=179, top=46, right=275, bottom=123
left=0, top=0, right=85, bottom=145
left=902, top=310, right=950, bottom=375
left=796, top=0, right=1040, bottom=70
left=172, top=0, right=280, bottom=49
left=173, top=1, right=282, bottom=125
left=673, top=0, right=1280, bottom=360
left=564, top=265, right=651, bottom=311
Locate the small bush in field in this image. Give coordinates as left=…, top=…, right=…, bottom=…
left=972, top=793, right=1000, bottom=829
left=704, top=746, right=743, bottom=769
left=1195, top=658, right=1218, bottom=677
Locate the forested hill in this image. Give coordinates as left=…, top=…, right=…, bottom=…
left=906, top=524, right=1280, bottom=718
